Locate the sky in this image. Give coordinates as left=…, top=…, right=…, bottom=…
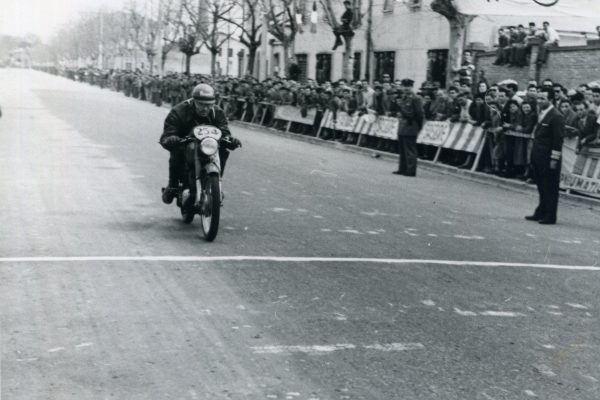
left=0, top=0, right=127, bottom=42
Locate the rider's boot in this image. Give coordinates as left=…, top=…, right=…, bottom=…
left=162, top=179, right=178, bottom=204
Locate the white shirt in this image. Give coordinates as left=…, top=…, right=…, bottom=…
left=538, top=104, right=554, bottom=123
left=545, top=26, right=560, bottom=44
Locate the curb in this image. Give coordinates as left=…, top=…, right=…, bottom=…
left=232, top=120, right=600, bottom=210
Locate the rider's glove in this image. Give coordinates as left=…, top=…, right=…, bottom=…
left=222, top=136, right=242, bottom=150
left=160, top=135, right=190, bottom=151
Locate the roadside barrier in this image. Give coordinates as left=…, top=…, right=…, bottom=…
left=561, top=137, right=600, bottom=198
left=45, top=69, right=599, bottom=198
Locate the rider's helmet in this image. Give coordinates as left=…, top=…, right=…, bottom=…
left=192, top=83, right=216, bottom=105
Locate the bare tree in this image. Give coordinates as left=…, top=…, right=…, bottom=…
left=197, top=0, right=237, bottom=76
left=261, top=0, right=303, bottom=76
left=126, top=1, right=161, bottom=73
left=160, top=0, right=185, bottom=73
left=319, top=0, right=363, bottom=81
left=180, top=0, right=210, bottom=75
left=221, top=0, right=263, bottom=76
left=430, top=0, right=474, bottom=87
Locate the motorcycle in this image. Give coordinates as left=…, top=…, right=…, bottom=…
left=165, top=125, right=240, bottom=241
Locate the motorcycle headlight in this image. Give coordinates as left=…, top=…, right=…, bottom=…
left=200, top=138, right=219, bottom=156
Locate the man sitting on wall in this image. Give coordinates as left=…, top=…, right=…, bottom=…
left=332, top=1, right=354, bottom=50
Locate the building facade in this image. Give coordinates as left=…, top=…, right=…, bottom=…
left=286, top=0, right=597, bottom=86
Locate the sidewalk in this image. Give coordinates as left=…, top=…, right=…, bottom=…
left=233, top=120, right=600, bottom=210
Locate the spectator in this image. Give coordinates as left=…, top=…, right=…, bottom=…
left=518, top=101, right=538, bottom=181
left=538, top=21, right=559, bottom=64
left=511, top=25, right=528, bottom=67
left=573, top=101, right=599, bottom=151
left=559, top=100, right=578, bottom=137
left=494, top=28, right=510, bottom=65
left=589, top=88, right=600, bottom=114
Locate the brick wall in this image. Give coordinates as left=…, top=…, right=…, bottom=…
left=475, top=45, right=600, bottom=90
left=476, top=52, right=533, bottom=88
left=545, top=46, right=600, bottom=88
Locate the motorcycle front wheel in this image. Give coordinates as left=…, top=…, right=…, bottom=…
left=200, top=174, right=220, bottom=241
left=180, top=189, right=195, bottom=224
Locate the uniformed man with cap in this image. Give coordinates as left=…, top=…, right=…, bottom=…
left=393, top=78, right=424, bottom=177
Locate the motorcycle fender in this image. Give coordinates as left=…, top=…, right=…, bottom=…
left=204, top=161, right=220, bottom=175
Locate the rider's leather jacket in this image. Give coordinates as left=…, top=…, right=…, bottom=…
left=160, top=99, right=231, bottom=151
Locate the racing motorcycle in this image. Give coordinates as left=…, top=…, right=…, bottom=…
left=165, top=125, right=240, bottom=241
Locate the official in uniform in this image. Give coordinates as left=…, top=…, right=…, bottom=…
left=393, top=79, right=424, bottom=177
left=525, top=87, right=564, bottom=225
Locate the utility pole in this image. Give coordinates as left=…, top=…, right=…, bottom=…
left=365, top=0, right=372, bottom=83
left=156, top=0, right=164, bottom=76
left=98, top=10, right=104, bottom=69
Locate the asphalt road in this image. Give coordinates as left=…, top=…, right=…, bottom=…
left=1, top=69, right=599, bottom=400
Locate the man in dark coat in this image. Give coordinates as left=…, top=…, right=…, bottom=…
left=525, top=87, right=564, bottom=225
left=393, top=79, right=424, bottom=177
left=332, top=1, right=354, bottom=50
left=159, top=83, right=241, bottom=204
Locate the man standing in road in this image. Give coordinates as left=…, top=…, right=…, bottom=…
left=393, top=79, right=424, bottom=177
left=525, top=87, right=564, bottom=225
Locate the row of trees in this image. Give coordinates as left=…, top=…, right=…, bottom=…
left=45, top=0, right=308, bottom=77
left=41, top=0, right=554, bottom=83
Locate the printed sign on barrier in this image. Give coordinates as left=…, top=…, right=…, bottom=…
left=560, top=137, right=600, bottom=198
left=417, top=121, right=450, bottom=146
left=370, top=116, right=399, bottom=140
left=320, top=110, right=372, bottom=134
left=274, top=105, right=316, bottom=125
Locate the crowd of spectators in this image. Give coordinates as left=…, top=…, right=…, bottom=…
left=493, top=21, right=561, bottom=67
left=36, top=65, right=600, bottom=185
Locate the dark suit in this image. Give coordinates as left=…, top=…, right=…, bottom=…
left=530, top=106, right=564, bottom=222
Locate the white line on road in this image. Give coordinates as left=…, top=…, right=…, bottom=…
left=0, top=256, right=599, bottom=271
left=251, top=342, right=424, bottom=355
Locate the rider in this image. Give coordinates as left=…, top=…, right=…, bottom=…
left=159, top=83, right=241, bottom=204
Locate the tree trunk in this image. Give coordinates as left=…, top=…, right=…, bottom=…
left=185, top=53, right=192, bottom=75
left=161, top=51, right=168, bottom=72
left=342, top=37, right=353, bottom=81
left=446, top=17, right=472, bottom=87
left=148, top=53, right=154, bottom=75
left=246, top=46, right=257, bottom=76
left=282, top=40, right=290, bottom=78
left=211, top=51, right=217, bottom=76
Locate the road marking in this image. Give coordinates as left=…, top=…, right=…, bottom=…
left=565, top=303, right=589, bottom=309
left=454, top=308, right=477, bottom=316
left=47, top=347, right=65, bottom=353
left=251, top=342, right=424, bottom=355
left=479, top=311, right=525, bottom=317
left=0, top=256, right=599, bottom=271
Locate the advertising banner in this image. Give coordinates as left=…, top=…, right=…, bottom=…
left=417, top=121, right=451, bottom=147
left=560, top=137, right=600, bottom=198
left=369, top=116, right=399, bottom=140
left=274, top=105, right=316, bottom=125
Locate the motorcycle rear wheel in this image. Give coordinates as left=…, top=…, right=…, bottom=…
left=200, top=174, right=220, bottom=241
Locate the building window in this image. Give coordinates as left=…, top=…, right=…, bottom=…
left=427, top=49, right=448, bottom=88
left=383, top=0, right=394, bottom=13
left=353, top=52, right=361, bottom=82
left=316, top=53, right=332, bottom=84
left=374, top=51, right=395, bottom=82
left=295, top=53, right=308, bottom=82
